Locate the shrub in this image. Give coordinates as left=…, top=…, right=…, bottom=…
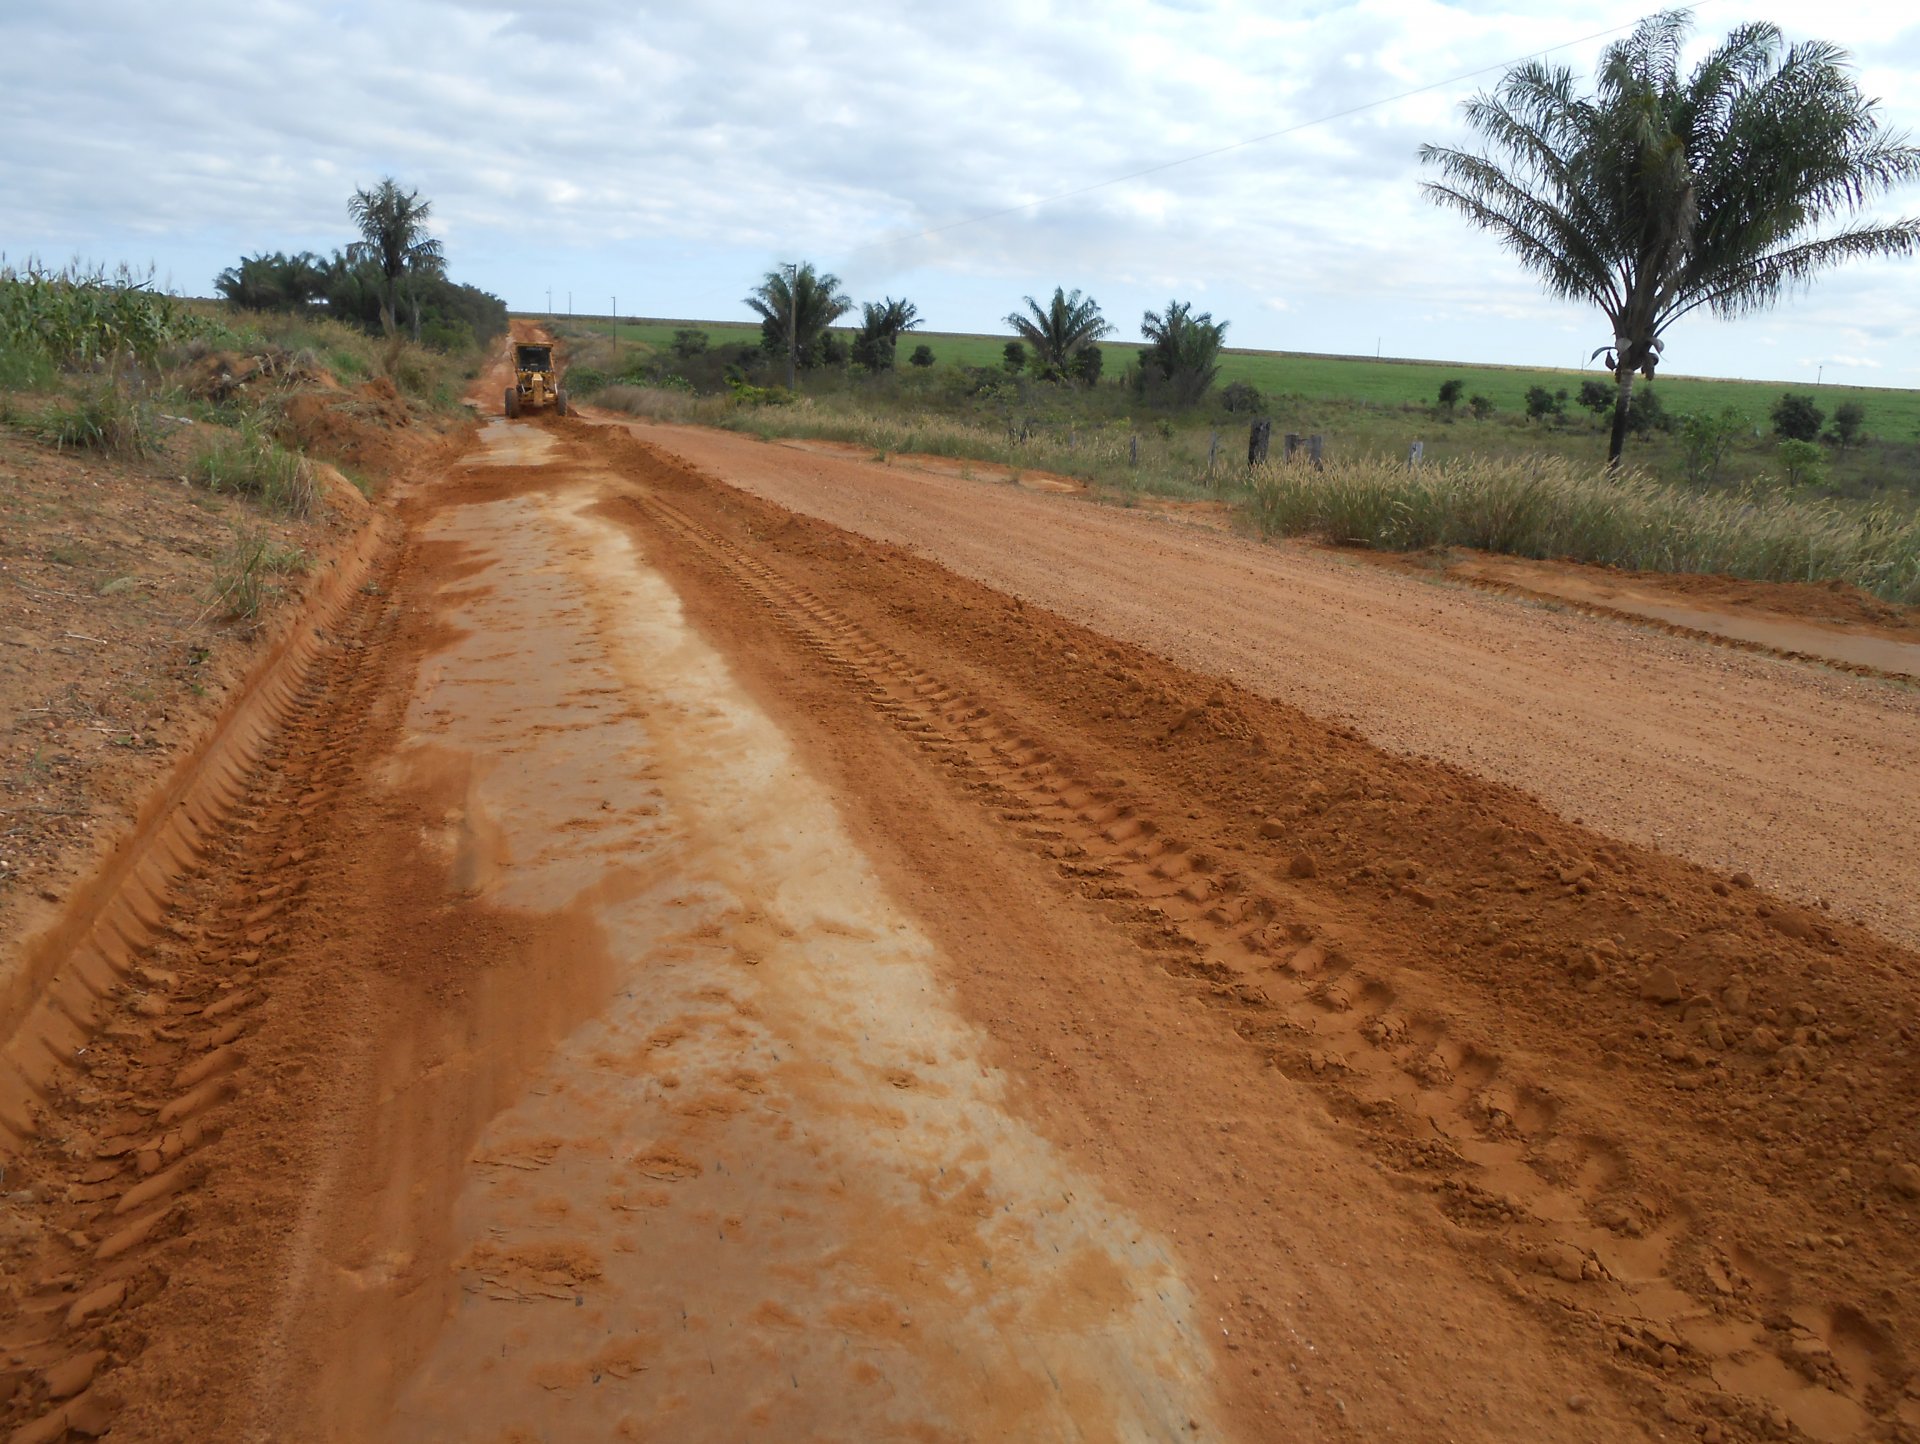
left=1828, top=401, right=1865, bottom=448
left=1072, top=345, right=1104, bottom=385
left=1467, top=393, right=1495, bottom=419
left=1437, top=379, right=1465, bottom=412
left=1775, top=438, right=1827, bottom=487
left=725, top=378, right=795, bottom=406
left=1576, top=378, right=1614, bottom=416
left=670, top=328, right=710, bottom=361
left=565, top=365, right=610, bottom=396
left=1219, top=380, right=1262, bottom=414
left=908, top=343, right=934, bottom=368
left=1626, top=386, right=1669, bottom=435
left=1771, top=392, right=1823, bottom=441
left=1002, top=341, right=1026, bottom=374
left=1677, top=408, right=1748, bottom=485
left=1524, top=385, right=1562, bottom=422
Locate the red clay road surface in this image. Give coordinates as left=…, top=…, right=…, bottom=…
left=612, top=418, right=1920, bottom=951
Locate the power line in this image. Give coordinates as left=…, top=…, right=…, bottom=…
left=848, top=4, right=1722, bottom=260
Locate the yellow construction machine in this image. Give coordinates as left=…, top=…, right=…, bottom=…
left=504, top=342, right=568, bottom=417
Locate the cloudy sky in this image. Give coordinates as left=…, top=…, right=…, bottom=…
left=5, top=1, right=1918, bottom=387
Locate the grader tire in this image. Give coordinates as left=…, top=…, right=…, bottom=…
left=504, top=387, right=520, bottom=418
left=554, top=389, right=569, bottom=417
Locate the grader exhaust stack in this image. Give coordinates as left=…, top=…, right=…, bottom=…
left=504, top=342, right=568, bottom=417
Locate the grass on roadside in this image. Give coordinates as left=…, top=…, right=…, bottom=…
left=19, top=381, right=160, bottom=457
left=207, top=528, right=310, bottom=622
left=1249, top=454, right=1920, bottom=605
left=190, top=418, right=317, bottom=516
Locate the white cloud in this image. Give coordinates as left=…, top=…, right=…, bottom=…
left=2, top=1, right=1917, bottom=384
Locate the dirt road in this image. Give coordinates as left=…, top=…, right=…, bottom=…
left=4, top=406, right=1918, bottom=1443
left=609, top=421, right=1920, bottom=950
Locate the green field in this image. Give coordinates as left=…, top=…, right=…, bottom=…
left=546, top=312, right=1920, bottom=442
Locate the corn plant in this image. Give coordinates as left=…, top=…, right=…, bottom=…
left=0, top=259, right=194, bottom=374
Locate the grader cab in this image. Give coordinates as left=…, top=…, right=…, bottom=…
left=505, top=343, right=568, bottom=417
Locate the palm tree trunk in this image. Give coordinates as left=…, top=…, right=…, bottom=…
left=1606, top=369, right=1636, bottom=468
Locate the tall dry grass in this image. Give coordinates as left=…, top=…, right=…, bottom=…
left=591, top=384, right=1920, bottom=603
left=1250, top=454, right=1920, bottom=604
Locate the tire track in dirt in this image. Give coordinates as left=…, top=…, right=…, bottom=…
left=0, top=558, right=400, bottom=1442
left=599, top=438, right=1920, bottom=1444
left=612, top=419, right=1920, bottom=952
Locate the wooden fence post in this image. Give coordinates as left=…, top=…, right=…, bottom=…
left=1130, top=434, right=1139, bottom=467
left=1207, top=429, right=1219, bottom=480
left=1283, top=432, right=1300, bottom=462
left=1407, top=440, right=1424, bottom=469
left=1248, top=418, right=1272, bottom=466
left=1308, top=434, right=1324, bottom=468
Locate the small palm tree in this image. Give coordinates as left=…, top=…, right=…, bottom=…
left=745, top=263, right=853, bottom=387
left=1004, top=287, right=1111, bottom=381
left=852, top=296, right=921, bottom=371
left=1139, top=300, right=1229, bottom=406
left=1421, top=11, right=1920, bottom=465
left=347, top=179, right=444, bottom=343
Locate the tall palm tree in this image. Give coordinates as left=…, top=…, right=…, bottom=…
left=1139, top=300, right=1229, bottom=406
left=1421, top=11, right=1920, bottom=464
left=347, top=178, right=445, bottom=342
left=745, top=262, right=853, bottom=387
left=852, top=296, right=921, bottom=371
left=1005, top=287, right=1111, bottom=381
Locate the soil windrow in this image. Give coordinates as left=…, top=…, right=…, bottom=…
left=576, top=419, right=1920, bottom=1443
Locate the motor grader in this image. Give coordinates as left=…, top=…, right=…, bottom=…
left=504, top=342, right=568, bottom=417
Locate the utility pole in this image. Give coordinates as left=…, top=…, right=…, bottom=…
left=546, top=286, right=552, bottom=317
left=567, top=291, right=572, bottom=318
left=612, top=296, right=617, bottom=363
left=785, top=262, right=798, bottom=392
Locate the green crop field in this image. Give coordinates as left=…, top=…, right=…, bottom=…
left=544, top=312, right=1920, bottom=443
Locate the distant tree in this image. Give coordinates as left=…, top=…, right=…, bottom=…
left=851, top=296, right=921, bottom=371
left=1678, top=407, right=1748, bottom=484
left=1576, top=379, right=1614, bottom=417
left=908, top=343, right=935, bottom=368
left=1776, top=437, right=1827, bottom=485
left=1771, top=392, right=1824, bottom=441
left=214, top=251, right=327, bottom=313
left=347, top=178, right=444, bottom=343
left=1004, top=287, right=1111, bottom=381
left=1626, top=386, right=1670, bottom=435
left=671, top=329, right=711, bottom=361
left=1071, top=344, right=1104, bottom=385
left=1002, top=340, right=1026, bottom=374
left=1467, top=393, right=1495, bottom=419
left=1524, top=385, right=1562, bottom=422
left=745, top=263, right=853, bottom=384
left=1138, top=299, right=1229, bottom=405
left=1436, top=379, right=1465, bottom=412
left=1827, top=400, right=1866, bottom=447
left=1421, top=11, right=1920, bottom=466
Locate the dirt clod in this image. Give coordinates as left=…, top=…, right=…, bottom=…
left=1640, top=965, right=1684, bottom=1004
